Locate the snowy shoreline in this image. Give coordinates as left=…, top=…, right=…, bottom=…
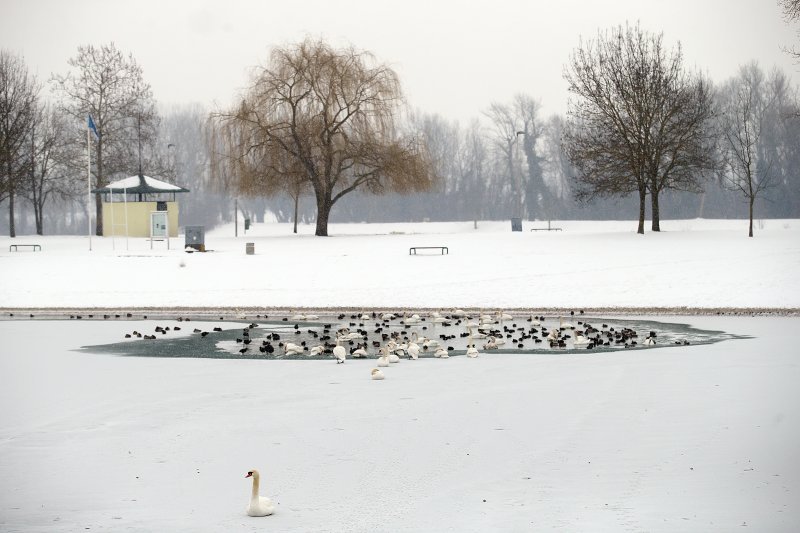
left=3, top=306, right=799, bottom=318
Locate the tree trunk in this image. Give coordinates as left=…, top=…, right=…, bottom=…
left=650, top=189, right=661, bottom=232
left=697, top=192, right=706, bottom=218
left=748, top=197, right=754, bottom=237
left=8, top=190, right=16, bottom=238
left=293, top=193, right=299, bottom=234
left=637, top=188, right=646, bottom=234
left=35, top=204, right=43, bottom=235
left=315, top=195, right=331, bottom=237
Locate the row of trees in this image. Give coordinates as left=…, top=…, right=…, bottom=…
left=0, top=44, right=162, bottom=237
left=212, top=30, right=798, bottom=237
left=564, top=23, right=800, bottom=236
left=2, top=6, right=799, bottom=237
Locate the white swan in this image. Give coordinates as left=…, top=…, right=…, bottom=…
left=309, top=345, right=324, bottom=356
left=497, top=310, right=513, bottom=322
left=407, top=333, right=420, bottom=360
left=333, top=338, right=346, bottom=364
left=573, top=334, right=590, bottom=347
left=377, top=347, right=390, bottom=367
left=371, top=368, right=385, bottom=380
left=466, top=328, right=479, bottom=358
left=351, top=344, right=368, bottom=358
left=423, top=338, right=440, bottom=350
left=467, top=325, right=487, bottom=339
left=480, top=310, right=496, bottom=325
left=245, top=469, right=275, bottom=517
left=284, top=342, right=304, bottom=356
left=404, top=314, right=421, bottom=325
left=483, top=336, right=498, bottom=350
left=431, top=311, right=448, bottom=324
left=434, top=347, right=449, bottom=358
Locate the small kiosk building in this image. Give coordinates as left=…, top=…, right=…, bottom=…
left=92, top=174, right=190, bottom=238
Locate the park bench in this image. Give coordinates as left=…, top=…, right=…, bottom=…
left=9, top=244, right=42, bottom=252
left=530, top=221, right=562, bottom=232
left=409, top=246, right=449, bottom=255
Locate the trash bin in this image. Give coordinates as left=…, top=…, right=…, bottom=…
left=511, top=218, right=522, bottom=232
left=185, top=226, right=205, bottom=251
left=246, top=242, right=255, bottom=255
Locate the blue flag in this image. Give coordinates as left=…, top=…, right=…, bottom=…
left=87, top=114, right=100, bottom=141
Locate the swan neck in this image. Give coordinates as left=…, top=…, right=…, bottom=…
left=251, top=471, right=261, bottom=500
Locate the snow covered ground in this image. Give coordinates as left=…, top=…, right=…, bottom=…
left=0, top=218, right=798, bottom=310
left=1, top=219, right=798, bottom=531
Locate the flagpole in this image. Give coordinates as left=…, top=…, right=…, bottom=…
left=87, top=122, right=92, bottom=251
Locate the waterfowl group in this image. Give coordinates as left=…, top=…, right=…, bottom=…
left=115, top=309, right=666, bottom=359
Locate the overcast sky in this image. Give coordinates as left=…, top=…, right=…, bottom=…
left=2, top=0, right=797, bottom=122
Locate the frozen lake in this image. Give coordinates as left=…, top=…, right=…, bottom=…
left=1, top=314, right=798, bottom=532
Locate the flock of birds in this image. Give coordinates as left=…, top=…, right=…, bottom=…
left=113, top=309, right=690, bottom=382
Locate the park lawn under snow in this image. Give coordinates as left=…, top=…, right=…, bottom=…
left=0, top=218, right=798, bottom=532
left=0, top=218, right=798, bottom=310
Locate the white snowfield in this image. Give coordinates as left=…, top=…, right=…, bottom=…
left=0, top=219, right=797, bottom=310
left=1, top=219, right=798, bottom=532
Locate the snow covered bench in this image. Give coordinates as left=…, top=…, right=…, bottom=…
left=9, top=244, right=42, bottom=252
left=409, top=246, right=448, bottom=255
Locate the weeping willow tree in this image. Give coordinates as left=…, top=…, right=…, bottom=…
left=210, top=38, right=435, bottom=236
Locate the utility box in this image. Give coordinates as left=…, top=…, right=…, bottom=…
left=185, top=225, right=205, bottom=252
left=511, top=218, right=522, bottom=232
left=246, top=242, right=255, bottom=255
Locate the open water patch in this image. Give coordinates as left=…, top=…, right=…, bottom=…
left=77, top=313, right=747, bottom=360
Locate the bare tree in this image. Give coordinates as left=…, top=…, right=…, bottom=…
left=541, top=114, right=574, bottom=205
left=211, top=38, right=435, bottom=236
left=51, top=43, right=159, bottom=235
left=779, top=0, right=800, bottom=61
left=0, top=50, right=39, bottom=237
left=484, top=102, right=523, bottom=219
left=513, top=94, right=548, bottom=220
left=717, top=63, right=796, bottom=237
left=26, top=103, right=82, bottom=235
left=563, top=23, right=715, bottom=233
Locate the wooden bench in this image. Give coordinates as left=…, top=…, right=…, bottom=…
left=409, top=246, right=448, bottom=255
left=9, top=244, right=42, bottom=252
